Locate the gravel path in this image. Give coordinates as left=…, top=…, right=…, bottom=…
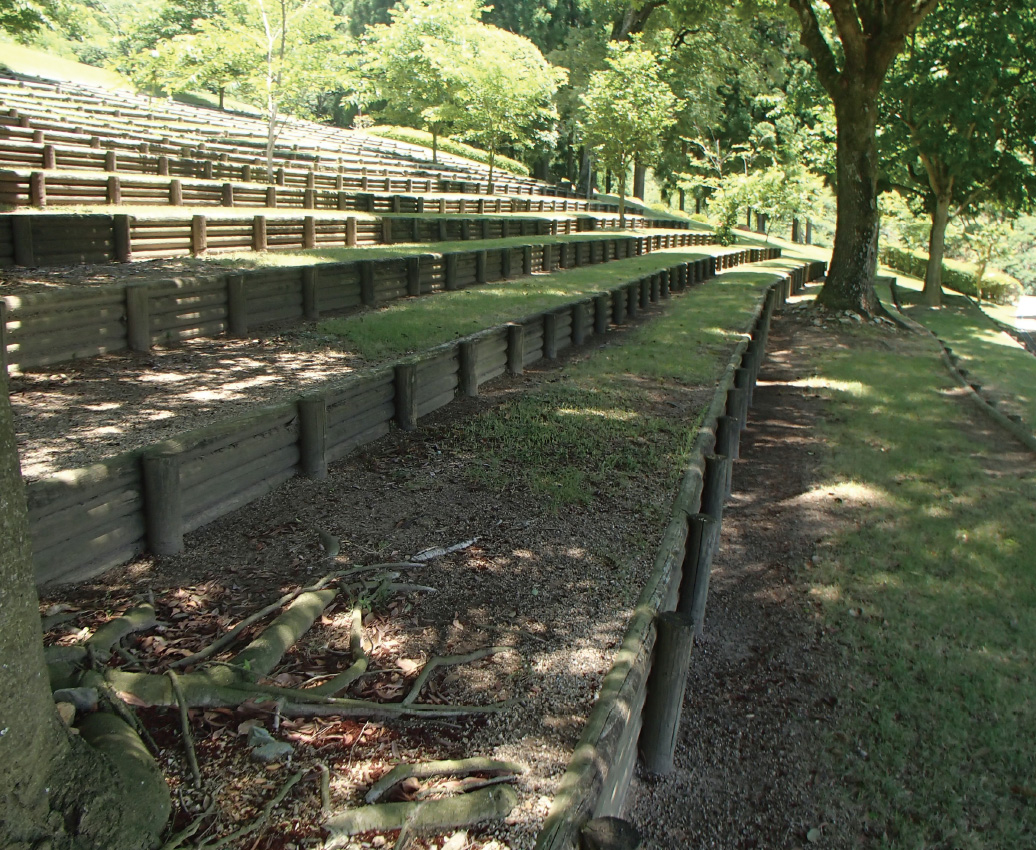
left=625, top=315, right=857, bottom=849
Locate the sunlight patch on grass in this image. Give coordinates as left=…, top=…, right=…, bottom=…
left=794, top=376, right=873, bottom=397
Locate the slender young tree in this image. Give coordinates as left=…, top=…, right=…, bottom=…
left=787, top=0, right=939, bottom=315
left=579, top=39, right=678, bottom=226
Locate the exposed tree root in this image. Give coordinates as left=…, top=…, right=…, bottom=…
left=309, top=606, right=368, bottom=697
left=365, top=757, right=524, bottom=804
left=401, top=646, right=512, bottom=706
left=194, top=769, right=304, bottom=850
left=165, top=670, right=201, bottom=790
left=88, top=603, right=157, bottom=656
left=157, top=801, right=217, bottom=850
left=323, top=784, right=519, bottom=844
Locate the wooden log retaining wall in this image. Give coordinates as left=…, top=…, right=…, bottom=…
left=532, top=259, right=828, bottom=850
left=0, top=166, right=620, bottom=215
left=2, top=232, right=720, bottom=371
left=0, top=210, right=686, bottom=268
left=26, top=250, right=808, bottom=586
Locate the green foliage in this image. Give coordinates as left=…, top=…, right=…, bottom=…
left=366, top=125, right=529, bottom=176
left=706, top=164, right=823, bottom=245
left=579, top=38, right=677, bottom=221
left=364, top=0, right=564, bottom=178
left=879, top=245, right=1022, bottom=305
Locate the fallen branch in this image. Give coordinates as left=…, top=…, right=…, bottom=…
left=157, top=801, right=216, bottom=850
left=366, top=757, right=524, bottom=804
left=411, top=538, right=480, bottom=563
left=166, top=670, right=202, bottom=791
left=323, top=784, right=518, bottom=844
left=401, top=646, right=512, bottom=706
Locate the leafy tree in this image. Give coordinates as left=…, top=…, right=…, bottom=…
left=881, top=0, right=1036, bottom=306
left=579, top=38, right=678, bottom=225
left=446, top=24, right=567, bottom=187
left=786, top=0, right=939, bottom=316
left=364, top=0, right=483, bottom=161
left=0, top=0, right=51, bottom=37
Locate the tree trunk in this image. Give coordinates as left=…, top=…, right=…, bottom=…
left=816, top=88, right=885, bottom=315
left=0, top=385, right=166, bottom=849
left=633, top=160, right=647, bottom=201
left=618, top=169, right=627, bottom=229
left=218, top=86, right=225, bottom=111
left=432, top=129, right=438, bottom=163
left=923, top=193, right=951, bottom=307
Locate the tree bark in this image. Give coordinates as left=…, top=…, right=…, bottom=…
left=0, top=384, right=165, bottom=849
left=923, top=192, right=951, bottom=307
left=816, top=87, right=885, bottom=315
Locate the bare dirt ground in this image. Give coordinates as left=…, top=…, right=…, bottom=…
left=626, top=315, right=856, bottom=849
left=36, top=305, right=861, bottom=850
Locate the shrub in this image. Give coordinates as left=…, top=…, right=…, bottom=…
left=879, top=245, right=1022, bottom=305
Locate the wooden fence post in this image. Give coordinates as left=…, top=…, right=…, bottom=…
left=394, top=363, right=417, bottom=431
left=0, top=301, right=8, bottom=378
left=612, top=288, right=627, bottom=325
left=700, top=454, right=731, bottom=522
left=360, top=261, right=375, bottom=306
left=303, top=216, right=316, bottom=250
left=572, top=301, right=588, bottom=346
left=108, top=215, right=131, bottom=264
left=523, top=245, right=533, bottom=276
left=639, top=610, right=696, bottom=774
left=42, top=145, right=55, bottom=170
left=677, top=513, right=722, bottom=638
left=29, top=172, right=46, bottom=207
left=142, top=450, right=184, bottom=556
left=444, top=253, right=459, bottom=291
left=302, top=267, right=319, bottom=320
left=543, top=313, right=558, bottom=360
left=125, top=283, right=152, bottom=352
left=191, top=215, right=207, bottom=256
left=12, top=217, right=34, bottom=267
left=507, top=324, right=524, bottom=375
left=406, top=256, right=421, bottom=297
left=459, top=340, right=479, bottom=397
left=715, top=413, right=740, bottom=463
left=345, top=216, right=357, bottom=247
left=227, top=275, right=248, bottom=337
left=252, top=215, right=267, bottom=252
left=298, top=394, right=328, bottom=479
left=476, top=250, right=487, bottom=284
left=594, top=293, right=611, bottom=334
left=221, top=183, right=234, bottom=207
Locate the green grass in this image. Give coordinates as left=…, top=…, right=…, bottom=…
left=316, top=248, right=749, bottom=361
left=453, top=270, right=776, bottom=514
left=367, top=126, right=530, bottom=177
left=802, top=320, right=1036, bottom=848
left=894, top=278, right=1036, bottom=429
left=0, top=38, right=129, bottom=89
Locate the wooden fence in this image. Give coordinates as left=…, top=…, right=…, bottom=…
left=0, top=166, right=614, bottom=214
left=533, top=257, right=828, bottom=850
left=0, top=208, right=688, bottom=268
left=26, top=247, right=791, bottom=587
left=1, top=232, right=728, bottom=372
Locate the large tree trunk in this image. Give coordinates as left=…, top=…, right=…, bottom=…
left=816, top=89, right=885, bottom=315
left=618, top=168, right=627, bottom=229
left=633, top=160, right=647, bottom=201
left=0, top=386, right=167, bottom=849
left=923, top=193, right=952, bottom=307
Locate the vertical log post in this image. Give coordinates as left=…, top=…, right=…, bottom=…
left=298, top=394, right=328, bottom=479
left=523, top=245, right=533, bottom=276
left=594, top=293, right=611, bottom=334
left=715, top=413, right=740, bottom=463
left=227, top=275, right=248, bottom=337
left=190, top=215, right=207, bottom=256
left=394, top=363, right=417, bottom=431
left=476, top=250, right=487, bottom=284
left=12, top=217, right=34, bottom=267
left=142, top=450, right=184, bottom=556
left=639, top=610, right=696, bottom=775
left=113, top=214, right=131, bottom=263
left=406, top=256, right=421, bottom=297
left=0, top=301, right=9, bottom=378
left=612, top=288, right=627, bottom=325
left=543, top=313, right=558, bottom=360
left=169, top=179, right=183, bottom=205
left=303, top=216, right=316, bottom=250
left=572, top=301, right=588, bottom=346
left=29, top=172, right=46, bottom=208
left=459, top=340, right=479, bottom=397
left=360, top=261, right=375, bottom=306
left=507, top=324, right=524, bottom=375
left=125, top=284, right=151, bottom=353
left=345, top=216, right=357, bottom=247
left=700, top=454, right=731, bottom=522
left=677, top=513, right=722, bottom=638
left=444, top=253, right=459, bottom=291
left=252, top=215, right=267, bottom=251
left=302, top=267, right=319, bottom=320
